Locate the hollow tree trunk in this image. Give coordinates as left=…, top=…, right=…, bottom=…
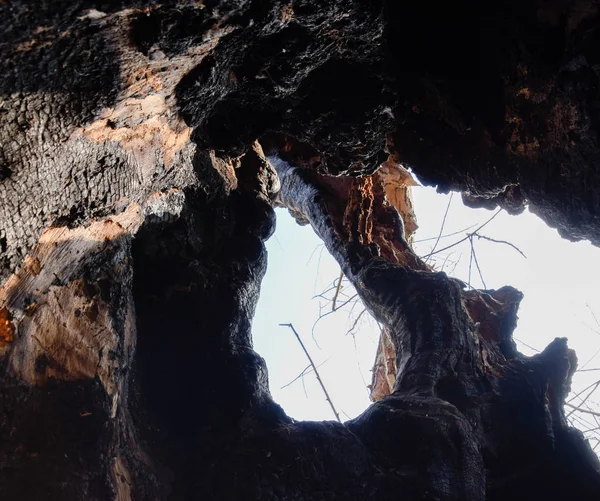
left=1, top=1, right=600, bottom=500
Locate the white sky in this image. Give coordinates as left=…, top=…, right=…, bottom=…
left=253, top=185, right=600, bottom=450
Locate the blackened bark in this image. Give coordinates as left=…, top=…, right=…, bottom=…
left=275, top=153, right=600, bottom=500
left=1, top=1, right=600, bottom=500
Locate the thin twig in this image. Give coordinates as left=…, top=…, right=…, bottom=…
left=438, top=252, right=456, bottom=274
left=281, top=364, right=312, bottom=389
left=421, top=208, right=502, bottom=259
left=272, top=234, right=285, bottom=252
left=306, top=243, right=324, bottom=265
left=567, top=380, right=600, bottom=418
left=311, top=294, right=359, bottom=344
left=474, top=234, right=527, bottom=258
left=514, top=337, right=541, bottom=353
left=468, top=236, right=474, bottom=289
left=341, top=410, right=352, bottom=420
left=581, top=345, right=600, bottom=370
left=346, top=308, right=368, bottom=337
left=334, top=294, right=358, bottom=311
left=568, top=378, right=600, bottom=403
left=565, top=402, right=600, bottom=418
left=280, top=323, right=341, bottom=422
left=584, top=303, right=600, bottom=338
left=313, top=245, right=326, bottom=291
left=569, top=412, right=600, bottom=434
left=348, top=294, right=362, bottom=315
left=312, top=279, right=339, bottom=300
left=448, top=252, right=462, bottom=275
left=332, top=270, right=344, bottom=311
left=281, top=357, right=332, bottom=389
left=426, top=192, right=453, bottom=263
left=413, top=224, right=477, bottom=243
left=301, top=373, right=308, bottom=398
left=587, top=303, right=600, bottom=329
left=471, top=238, right=487, bottom=289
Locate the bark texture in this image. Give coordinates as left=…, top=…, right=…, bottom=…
left=1, top=1, right=600, bottom=500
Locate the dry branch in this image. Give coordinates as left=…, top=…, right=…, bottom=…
left=280, top=323, right=341, bottom=422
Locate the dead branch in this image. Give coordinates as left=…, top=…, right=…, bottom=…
left=346, top=308, right=368, bottom=338
left=425, top=192, right=453, bottom=263
left=280, top=323, right=341, bottom=422
left=421, top=208, right=502, bottom=259
left=565, top=402, right=600, bottom=418
left=413, top=223, right=477, bottom=243
left=312, top=279, right=340, bottom=300
left=568, top=378, right=600, bottom=403
left=474, top=234, right=527, bottom=258
left=471, top=237, right=487, bottom=289
left=281, top=364, right=313, bottom=389
left=311, top=293, right=358, bottom=344
left=467, top=236, right=474, bottom=289
left=581, top=345, right=600, bottom=370
left=514, top=337, right=541, bottom=353
left=567, top=380, right=600, bottom=418
left=332, top=270, right=345, bottom=311
left=281, top=357, right=332, bottom=389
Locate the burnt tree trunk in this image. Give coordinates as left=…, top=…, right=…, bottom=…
left=1, top=1, right=600, bottom=500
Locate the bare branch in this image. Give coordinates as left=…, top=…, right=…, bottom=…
left=584, top=303, right=600, bottom=337
left=425, top=192, right=453, bottom=264
left=281, top=358, right=332, bottom=389
left=467, top=236, right=474, bottom=289
left=514, top=337, right=541, bottom=353
left=332, top=270, right=344, bottom=311
left=420, top=208, right=502, bottom=259
left=438, top=251, right=457, bottom=274
left=471, top=238, right=487, bottom=289
left=565, top=402, right=600, bottom=418
left=280, top=323, right=341, bottom=422
left=581, top=345, right=600, bottom=371
left=341, top=410, right=352, bottom=420
left=311, top=293, right=360, bottom=343
left=413, top=223, right=477, bottom=243
left=312, top=280, right=340, bottom=300
left=281, top=364, right=313, bottom=389
left=567, top=380, right=600, bottom=418
left=568, top=378, right=600, bottom=403
left=306, top=242, right=324, bottom=265
left=346, top=308, right=368, bottom=338
left=474, top=234, right=527, bottom=258
left=448, top=252, right=462, bottom=275
left=587, top=303, right=600, bottom=329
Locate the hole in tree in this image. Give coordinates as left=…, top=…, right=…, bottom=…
left=254, top=208, right=378, bottom=422
left=254, top=179, right=600, bottom=451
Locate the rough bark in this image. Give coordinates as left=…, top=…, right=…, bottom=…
left=1, top=1, right=600, bottom=500
left=274, top=150, right=600, bottom=500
